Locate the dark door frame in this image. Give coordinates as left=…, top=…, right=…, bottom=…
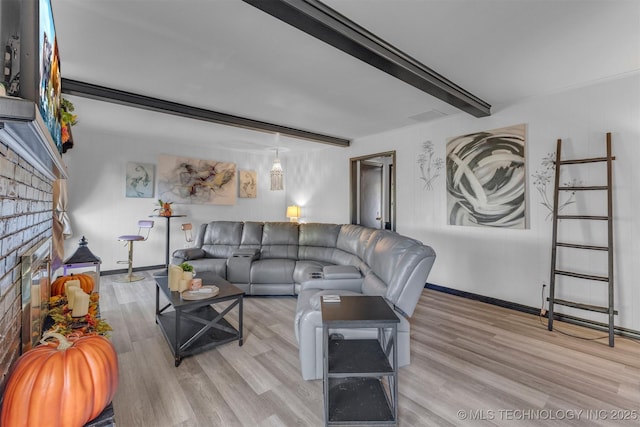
left=350, top=151, right=396, bottom=231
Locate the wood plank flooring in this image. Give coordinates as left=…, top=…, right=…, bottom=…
left=99, top=272, right=640, bottom=426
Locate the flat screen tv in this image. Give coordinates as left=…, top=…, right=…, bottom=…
left=20, top=0, right=62, bottom=152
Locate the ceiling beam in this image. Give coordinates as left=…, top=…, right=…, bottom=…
left=61, top=78, right=351, bottom=147
left=243, top=0, right=491, bottom=118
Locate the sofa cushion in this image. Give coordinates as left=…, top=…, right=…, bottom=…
left=201, top=221, right=243, bottom=258
left=298, top=223, right=341, bottom=263
left=298, top=246, right=335, bottom=264
left=361, top=271, right=387, bottom=297
left=188, top=258, right=228, bottom=278
left=329, top=248, right=362, bottom=269
left=299, top=223, right=341, bottom=247
left=240, top=221, right=263, bottom=247
left=336, top=224, right=376, bottom=260
left=260, top=222, right=299, bottom=259
left=250, top=259, right=296, bottom=284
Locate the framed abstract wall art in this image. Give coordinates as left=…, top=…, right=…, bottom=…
left=239, top=170, right=257, bottom=198
left=446, top=124, right=527, bottom=229
left=157, top=154, right=237, bottom=205
left=125, top=162, right=154, bottom=198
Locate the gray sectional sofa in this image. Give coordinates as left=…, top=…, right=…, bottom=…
left=171, top=221, right=436, bottom=380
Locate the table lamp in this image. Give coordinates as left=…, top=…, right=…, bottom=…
left=286, top=205, right=301, bottom=223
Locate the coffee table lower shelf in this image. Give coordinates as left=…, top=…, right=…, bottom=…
left=156, top=305, right=241, bottom=366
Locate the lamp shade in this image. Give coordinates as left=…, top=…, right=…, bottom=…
left=286, top=205, right=301, bottom=219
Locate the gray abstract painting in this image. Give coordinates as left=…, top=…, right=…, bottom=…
left=446, top=124, right=526, bottom=228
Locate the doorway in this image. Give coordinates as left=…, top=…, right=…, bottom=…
left=350, top=151, right=396, bottom=231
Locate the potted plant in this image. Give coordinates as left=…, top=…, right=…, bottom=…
left=179, top=262, right=194, bottom=279
left=154, top=199, right=173, bottom=217
left=179, top=262, right=194, bottom=274
left=60, top=98, right=78, bottom=153
left=178, top=262, right=194, bottom=292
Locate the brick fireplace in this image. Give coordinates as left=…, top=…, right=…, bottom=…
left=0, top=95, right=69, bottom=393
left=0, top=142, right=54, bottom=392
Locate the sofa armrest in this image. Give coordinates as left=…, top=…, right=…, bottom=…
left=322, top=265, right=361, bottom=279
left=227, top=249, right=260, bottom=283
left=231, top=248, right=260, bottom=258
left=172, top=248, right=206, bottom=261
left=300, top=264, right=363, bottom=292
left=299, top=278, right=363, bottom=292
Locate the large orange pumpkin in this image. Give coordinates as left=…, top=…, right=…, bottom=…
left=0, top=332, right=119, bottom=427
left=51, top=273, right=95, bottom=295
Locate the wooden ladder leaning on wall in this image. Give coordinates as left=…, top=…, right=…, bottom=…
left=547, top=132, right=617, bottom=347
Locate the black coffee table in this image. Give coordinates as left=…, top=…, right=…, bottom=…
left=155, top=275, right=243, bottom=366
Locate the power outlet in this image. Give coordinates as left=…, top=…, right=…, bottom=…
left=540, top=308, right=547, bottom=316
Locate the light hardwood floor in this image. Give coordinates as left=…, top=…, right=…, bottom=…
left=99, top=271, right=640, bottom=426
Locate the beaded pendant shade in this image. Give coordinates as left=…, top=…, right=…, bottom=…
left=270, top=149, right=284, bottom=191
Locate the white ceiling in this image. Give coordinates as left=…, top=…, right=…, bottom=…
left=52, top=0, right=640, bottom=153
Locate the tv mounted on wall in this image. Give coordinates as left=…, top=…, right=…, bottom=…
left=20, top=0, right=62, bottom=153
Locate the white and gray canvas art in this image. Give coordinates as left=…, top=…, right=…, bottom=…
left=446, top=124, right=526, bottom=228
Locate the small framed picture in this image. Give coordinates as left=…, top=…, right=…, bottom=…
left=239, top=170, right=257, bottom=198
left=125, top=162, right=155, bottom=198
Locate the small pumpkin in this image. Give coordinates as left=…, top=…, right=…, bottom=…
left=51, top=273, right=95, bottom=296
left=0, top=332, right=119, bottom=427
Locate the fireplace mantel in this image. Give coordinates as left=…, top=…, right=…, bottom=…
left=0, top=96, right=68, bottom=180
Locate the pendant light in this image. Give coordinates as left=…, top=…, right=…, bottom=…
left=270, top=135, right=284, bottom=190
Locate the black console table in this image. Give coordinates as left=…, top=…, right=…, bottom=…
left=155, top=275, right=243, bottom=366
left=321, top=295, right=399, bottom=426
left=150, top=214, right=186, bottom=277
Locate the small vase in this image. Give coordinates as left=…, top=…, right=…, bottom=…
left=160, top=203, right=173, bottom=217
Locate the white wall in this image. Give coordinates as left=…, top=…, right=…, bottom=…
left=62, top=125, right=302, bottom=273
left=287, top=73, right=640, bottom=331
left=63, top=73, right=639, bottom=331
left=285, top=148, right=351, bottom=224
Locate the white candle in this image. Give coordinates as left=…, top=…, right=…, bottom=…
left=72, top=289, right=90, bottom=317
left=64, top=280, right=81, bottom=297
left=168, top=264, right=182, bottom=292
left=67, top=287, right=76, bottom=309
left=179, top=279, right=190, bottom=293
